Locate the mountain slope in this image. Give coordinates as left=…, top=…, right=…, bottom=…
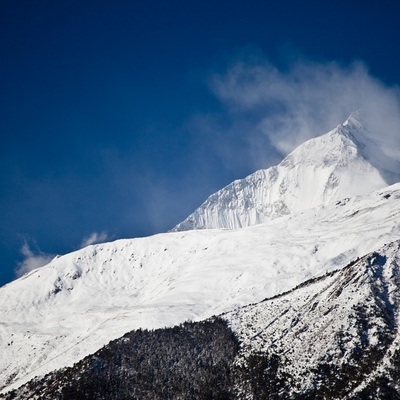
left=173, top=112, right=400, bottom=231
left=1, top=183, right=399, bottom=393
left=3, top=240, right=400, bottom=399
left=225, top=239, right=400, bottom=398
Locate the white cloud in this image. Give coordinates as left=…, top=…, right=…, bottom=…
left=15, top=242, right=54, bottom=277
left=80, top=231, right=109, bottom=248
left=14, top=232, right=109, bottom=278
left=210, top=57, right=400, bottom=167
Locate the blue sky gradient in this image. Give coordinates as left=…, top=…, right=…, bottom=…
left=1, top=0, right=400, bottom=286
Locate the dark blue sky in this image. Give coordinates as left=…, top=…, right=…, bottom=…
left=1, top=0, right=400, bottom=286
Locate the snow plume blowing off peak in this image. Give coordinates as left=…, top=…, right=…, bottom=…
left=172, top=58, right=400, bottom=232
left=341, top=110, right=400, bottom=183
left=211, top=58, right=400, bottom=160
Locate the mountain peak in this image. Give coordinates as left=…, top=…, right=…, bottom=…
left=341, top=110, right=400, bottom=184
left=173, top=113, right=397, bottom=231
left=343, top=109, right=365, bottom=127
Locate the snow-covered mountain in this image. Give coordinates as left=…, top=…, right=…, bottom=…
left=0, top=113, right=399, bottom=395
left=1, top=183, right=399, bottom=393
left=173, top=112, right=400, bottom=231
left=4, top=240, right=400, bottom=399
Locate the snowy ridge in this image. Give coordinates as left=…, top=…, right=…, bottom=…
left=173, top=113, right=400, bottom=231
left=1, top=183, right=400, bottom=393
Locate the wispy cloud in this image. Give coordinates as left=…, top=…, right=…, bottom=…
left=15, top=241, right=54, bottom=277
left=15, top=232, right=110, bottom=278
left=208, top=56, right=400, bottom=169
left=80, top=231, right=109, bottom=248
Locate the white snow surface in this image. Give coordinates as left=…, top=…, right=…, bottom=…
left=173, top=112, right=400, bottom=231
left=0, top=183, right=400, bottom=393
